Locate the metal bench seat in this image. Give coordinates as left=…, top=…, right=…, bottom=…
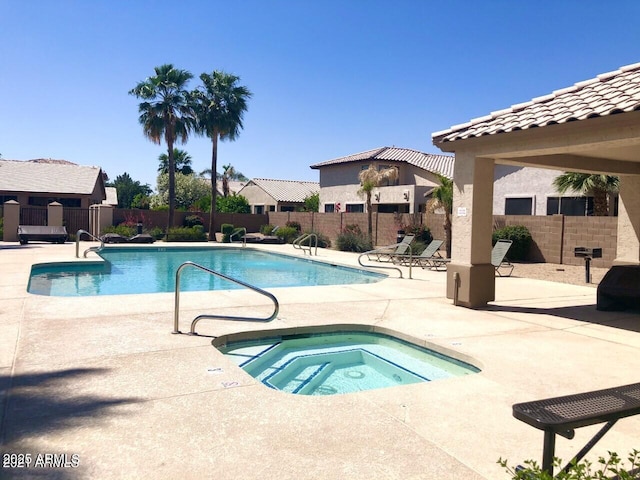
left=513, top=383, right=640, bottom=476
left=17, top=225, right=68, bottom=244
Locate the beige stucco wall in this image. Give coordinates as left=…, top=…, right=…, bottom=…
left=317, top=161, right=440, bottom=213
left=492, top=165, right=568, bottom=215
left=239, top=184, right=277, bottom=212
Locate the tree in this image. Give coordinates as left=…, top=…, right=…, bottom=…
left=129, top=64, right=195, bottom=228
left=216, top=194, right=250, bottom=213
left=358, top=165, right=398, bottom=239
left=158, top=149, right=194, bottom=175
left=192, top=70, right=252, bottom=238
left=107, top=173, right=152, bottom=209
left=152, top=172, right=210, bottom=210
left=302, top=192, right=319, bottom=212
left=553, top=173, right=619, bottom=216
left=427, top=174, right=453, bottom=258
left=221, top=163, right=240, bottom=197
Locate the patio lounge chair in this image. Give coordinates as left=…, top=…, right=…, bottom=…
left=18, top=225, right=68, bottom=244
left=392, top=239, right=449, bottom=270
left=101, top=233, right=155, bottom=244
left=492, top=239, right=514, bottom=277
left=367, top=234, right=415, bottom=262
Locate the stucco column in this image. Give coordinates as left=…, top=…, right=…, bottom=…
left=614, top=175, right=640, bottom=264
left=47, top=202, right=63, bottom=227
left=3, top=200, right=20, bottom=242
left=89, top=204, right=113, bottom=237
left=446, top=152, right=496, bottom=307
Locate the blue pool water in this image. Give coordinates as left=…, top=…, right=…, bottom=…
left=27, top=246, right=385, bottom=296
left=219, top=331, right=480, bottom=395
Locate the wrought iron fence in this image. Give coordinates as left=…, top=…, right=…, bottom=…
left=20, top=207, right=47, bottom=225
left=64, top=208, right=89, bottom=233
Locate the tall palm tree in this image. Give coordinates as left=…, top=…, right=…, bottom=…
left=129, top=64, right=194, bottom=228
left=427, top=174, right=453, bottom=258
left=158, top=148, right=194, bottom=175
left=358, top=165, right=398, bottom=240
left=553, top=173, right=619, bottom=216
left=192, top=71, right=252, bottom=238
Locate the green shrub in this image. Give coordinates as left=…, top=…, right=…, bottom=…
left=402, top=224, right=432, bottom=244
left=221, top=223, right=234, bottom=243
left=166, top=226, right=207, bottom=242
left=336, top=224, right=372, bottom=252
left=499, top=449, right=640, bottom=479
left=286, top=220, right=301, bottom=232
left=260, top=224, right=276, bottom=235
left=102, top=224, right=136, bottom=238
left=184, top=215, right=204, bottom=228
left=149, top=226, right=165, bottom=241
left=276, top=226, right=299, bottom=243
left=492, top=225, right=532, bottom=261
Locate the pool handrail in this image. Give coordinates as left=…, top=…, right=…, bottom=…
left=173, top=261, right=279, bottom=335
left=292, top=233, right=317, bottom=256
left=229, top=227, right=247, bottom=247
left=76, top=229, right=104, bottom=258
left=358, top=249, right=405, bottom=278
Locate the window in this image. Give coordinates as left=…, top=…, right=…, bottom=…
left=377, top=204, right=398, bottom=213
left=28, top=196, right=81, bottom=207
left=280, top=206, right=295, bottom=212
left=546, top=196, right=594, bottom=216
left=345, top=204, right=364, bottom=213
left=0, top=195, right=17, bottom=204
left=504, top=197, right=533, bottom=215
left=269, top=205, right=276, bottom=212
left=254, top=205, right=264, bottom=214
left=324, top=204, right=335, bottom=213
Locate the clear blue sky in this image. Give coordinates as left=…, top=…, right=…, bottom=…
left=1, top=1, right=639, bottom=190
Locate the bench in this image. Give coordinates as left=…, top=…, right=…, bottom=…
left=17, top=225, right=68, bottom=244
left=512, top=383, right=640, bottom=476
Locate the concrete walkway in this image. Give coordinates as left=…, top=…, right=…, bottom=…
left=1, top=242, right=639, bottom=479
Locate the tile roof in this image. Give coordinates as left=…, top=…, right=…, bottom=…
left=0, top=159, right=103, bottom=195
left=310, top=146, right=454, bottom=178
left=432, top=62, right=640, bottom=144
left=246, top=178, right=320, bottom=203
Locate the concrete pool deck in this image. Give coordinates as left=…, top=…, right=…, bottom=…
left=1, top=241, right=639, bottom=479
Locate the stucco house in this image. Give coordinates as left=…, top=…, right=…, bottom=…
left=310, top=147, right=454, bottom=214
left=0, top=159, right=106, bottom=208
left=238, top=178, right=320, bottom=214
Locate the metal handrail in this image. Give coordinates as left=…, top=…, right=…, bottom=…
left=292, top=233, right=318, bottom=256
left=358, top=249, right=405, bottom=278
left=76, top=229, right=104, bottom=258
left=229, top=227, right=247, bottom=247
left=173, top=261, right=279, bottom=335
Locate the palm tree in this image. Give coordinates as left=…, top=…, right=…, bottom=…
left=129, top=64, right=194, bottom=228
left=553, top=173, right=619, bottom=216
left=221, top=164, right=237, bottom=197
left=158, top=148, right=194, bottom=175
left=427, top=174, right=453, bottom=258
left=192, top=71, right=252, bottom=238
left=358, top=165, right=398, bottom=240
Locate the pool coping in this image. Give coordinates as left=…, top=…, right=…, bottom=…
left=2, top=241, right=640, bottom=479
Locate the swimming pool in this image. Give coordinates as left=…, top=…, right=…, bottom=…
left=217, top=327, right=480, bottom=395
left=27, top=246, right=386, bottom=296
